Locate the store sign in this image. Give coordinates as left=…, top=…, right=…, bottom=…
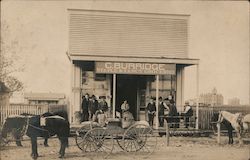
left=95, top=62, right=176, bottom=75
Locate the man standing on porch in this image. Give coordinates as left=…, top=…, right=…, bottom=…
left=81, top=93, right=89, bottom=122
left=147, top=97, right=156, bottom=126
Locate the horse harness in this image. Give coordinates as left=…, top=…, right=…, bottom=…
left=24, top=115, right=66, bottom=136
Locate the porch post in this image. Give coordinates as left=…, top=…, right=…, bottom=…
left=112, top=74, right=116, bottom=118
left=195, top=64, right=200, bottom=129
left=155, top=75, right=159, bottom=129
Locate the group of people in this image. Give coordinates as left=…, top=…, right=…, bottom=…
left=147, top=95, right=193, bottom=128
left=81, top=93, right=193, bottom=128
left=81, top=93, right=109, bottom=123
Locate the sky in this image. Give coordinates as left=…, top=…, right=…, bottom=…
left=1, top=1, right=249, bottom=104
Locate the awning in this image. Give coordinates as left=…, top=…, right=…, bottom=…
left=69, top=54, right=199, bottom=66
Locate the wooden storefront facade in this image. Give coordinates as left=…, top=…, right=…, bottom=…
left=68, top=9, right=199, bottom=128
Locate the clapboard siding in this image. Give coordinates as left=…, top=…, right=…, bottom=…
left=69, top=10, right=189, bottom=58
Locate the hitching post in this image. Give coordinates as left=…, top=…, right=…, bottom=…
left=165, top=119, right=170, bottom=146
left=217, top=122, right=221, bottom=144
left=195, top=64, right=200, bottom=130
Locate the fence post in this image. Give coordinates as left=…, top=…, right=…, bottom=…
left=217, top=122, right=221, bottom=144
left=165, top=119, right=170, bottom=146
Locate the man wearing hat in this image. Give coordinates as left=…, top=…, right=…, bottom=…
left=81, top=93, right=89, bottom=122
left=88, top=95, right=98, bottom=121
left=98, top=96, right=108, bottom=112
left=182, top=101, right=193, bottom=128
left=158, top=97, right=166, bottom=127
left=146, top=97, right=156, bottom=127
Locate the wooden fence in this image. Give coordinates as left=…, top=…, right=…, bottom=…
left=0, top=104, right=67, bottom=125
left=197, top=105, right=250, bottom=130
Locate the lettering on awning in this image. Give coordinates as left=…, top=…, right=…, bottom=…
left=95, top=62, right=176, bottom=75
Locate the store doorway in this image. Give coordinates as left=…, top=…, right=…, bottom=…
left=116, top=75, right=147, bottom=120
left=116, top=75, right=140, bottom=120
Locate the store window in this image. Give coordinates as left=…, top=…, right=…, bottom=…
left=146, top=75, right=176, bottom=103
left=80, top=61, right=112, bottom=108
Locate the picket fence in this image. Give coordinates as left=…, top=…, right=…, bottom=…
left=0, top=104, right=67, bottom=125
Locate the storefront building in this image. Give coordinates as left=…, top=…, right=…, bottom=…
left=68, top=9, right=199, bottom=128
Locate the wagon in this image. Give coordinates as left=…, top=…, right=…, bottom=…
left=74, top=118, right=158, bottom=158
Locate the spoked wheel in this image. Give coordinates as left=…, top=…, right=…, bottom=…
left=116, top=135, right=125, bottom=150
left=122, top=122, right=157, bottom=158
left=75, top=121, right=101, bottom=150
left=83, top=128, right=114, bottom=159
left=75, top=127, right=90, bottom=150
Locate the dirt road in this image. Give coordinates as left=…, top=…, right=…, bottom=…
left=1, top=136, right=249, bottom=160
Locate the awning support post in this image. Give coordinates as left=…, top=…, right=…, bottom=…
left=112, top=74, right=116, bottom=118
left=195, top=64, right=199, bottom=130
left=155, top=75, right=159, bottom=129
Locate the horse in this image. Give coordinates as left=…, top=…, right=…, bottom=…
left=1, top=111, right=68, bottom=147
left=1, top=112, right=70, bottom=159
left=216, top=111, right=243, bottom=145
left=211, top=112, right=234, bottom=144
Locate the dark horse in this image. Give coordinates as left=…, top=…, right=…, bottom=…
left=1, top=111, right=70, bottom=159
left=1, top=111, right=68, bottom=147
left=211, top=112, right=234, bottom=144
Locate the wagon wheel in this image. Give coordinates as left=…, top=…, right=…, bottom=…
left=116, top=135, right=125, bottom=150
left=75, top=126, right=90, bottom=150
left=83, top=128, right=114, bottom=159
left=122, top=122, right=157, bottom=158
left=75, top=122, right=101, bottom=150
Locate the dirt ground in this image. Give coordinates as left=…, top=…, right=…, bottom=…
left=0, top=136, right=249, bottom=160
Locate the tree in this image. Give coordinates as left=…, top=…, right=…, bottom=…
left=0, top=21, right=23, bottom=94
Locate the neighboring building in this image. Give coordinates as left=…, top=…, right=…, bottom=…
left=9, top=92, right=25, bottom=104
left=24, top=92, right=66, bottom=105
left=228, top=97, right=240, bottom=105
left=68, top=9, right=199, bottom=123
left=0, top=82, right=10, bottom=106
left=199, top=88, right=224, bottom=106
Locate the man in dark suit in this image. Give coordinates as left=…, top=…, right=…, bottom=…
left=81, top=93, right=89, bottom=122
left=147, top=97, right=156, bottom=127
left=88, top=95, right=98, bottom=121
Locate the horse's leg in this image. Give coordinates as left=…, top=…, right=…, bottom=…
left=228, top=129, right=233, bottom=144
left=12, top=129, right=22, bottom=147
left=236, top=128, right=243, bottom=145
left=15, top=138, right=23, bottom=147
left=15, top=133, right=23, bottom=147
left=44, top=137, right=49, bottom=147
left=31, top=137, right=38, bottom=159
left=58, top=137, right=67, bottom=158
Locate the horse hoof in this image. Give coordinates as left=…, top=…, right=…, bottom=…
left=44, top=144, right=49, bottom=147
left=31, top=153, right=39, bottom=160
left=59, top=155, right=64, bottom=159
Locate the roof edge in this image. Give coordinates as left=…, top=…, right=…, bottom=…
left=67, top=8, right=190, bottom=19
